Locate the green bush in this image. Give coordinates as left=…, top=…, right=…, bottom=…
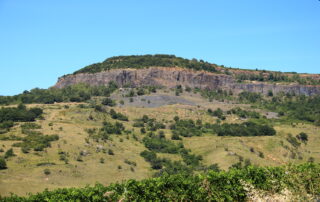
left=3, top=163, right=319, bottom=201
left=170, top=119, right=202, bottom=138
left=108, top=149, right=114, bottom=155
left=0, top=82, right=118, bottom=105
left=100, top=121, right=125, bottom=136
left=143, top=136, right=180, bottom=154
left=4, top=148, right=15, bottom=159
left=0, top=157, right=7, bottom=169
left=0, top=105, right=43, bottom=123
left=43, top=169, right=51, bottom=175
left=216, top=122, right=276, bottom=137
left=101, top=98, right=116, bottom=106
left=109, top=109, right=128, bottom=121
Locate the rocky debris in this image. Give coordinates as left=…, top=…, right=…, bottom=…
left=96, top=145, right=104, bottom=152
left=115, top=94, right=196, bottom=108
left=80, top=150, right=88, bottom=156
left=54, top=67, right=320, bottom=96
left=265, top=112, right=279, bottom=119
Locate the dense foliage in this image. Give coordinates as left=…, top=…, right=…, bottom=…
left=0, top=104, right=43, bottom=134
left=0, top=104, right=43, bottom=123
left=142, top=136, right=181, bottom=154
left=214, top=122, right=276, bottom=137
left=2, top=163, right=319, bottom=201
left=170, top=118, right=202, bottom=137
left=263, top=94, right=320, bottom=125
left=227, top=107, right=261, bottom=119
left=73, top=54, right=218, bottom=74
left=169, top=117, right=275, bottom=138
left=132, top=115, right=165, bottom=131
left=100, top=121, right=125, bottom=137
left=236, top=71, right=320, bottom=85
left=109, top=109, right=128, bottom=121
left=0, top=82, right=118, bottom=105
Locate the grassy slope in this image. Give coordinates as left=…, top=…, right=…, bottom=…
left=0, top=89, right=319, bottom=196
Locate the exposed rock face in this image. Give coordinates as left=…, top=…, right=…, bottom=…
left=54, top=67, right=320, bottom=96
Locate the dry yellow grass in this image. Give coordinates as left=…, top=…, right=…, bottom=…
left=0, top=91, right=319, bottom=196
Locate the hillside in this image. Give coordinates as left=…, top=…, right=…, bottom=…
left=0, top=55, right=320, bottom=200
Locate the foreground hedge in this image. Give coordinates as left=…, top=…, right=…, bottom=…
left=1, top=163, right=319, bottom=201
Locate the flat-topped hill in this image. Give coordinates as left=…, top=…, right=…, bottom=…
left=71, top=54, right=320, bottom=85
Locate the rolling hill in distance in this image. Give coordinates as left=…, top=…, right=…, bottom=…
left=0, top=55, right=320, bottom=201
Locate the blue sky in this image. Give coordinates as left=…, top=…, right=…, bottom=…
left=0, top=0, right=319, bottom=95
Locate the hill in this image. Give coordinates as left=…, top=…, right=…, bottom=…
left=0, top=55, right=320, bottom=200
left=71, top=54, right=320, bottom=85
left=55, top=55, right=320, bottom=96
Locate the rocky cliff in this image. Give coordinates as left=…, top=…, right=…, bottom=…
left=54, top=67, right=320, bottom=96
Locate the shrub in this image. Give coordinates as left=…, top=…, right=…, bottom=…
left=208, top=108, right=225, bottom=120
left=258, top=151, right=264, bottom=158
left=124, top=159, right=137, bottom=166
left=137, top=88, right=145, bottom=96
left=76, top=156, right=83, bottom=162
left=170, top=119, right=202, bottom=138
left=0, top=105, right=43, bottom=123
left=140, top=128, right=146, bottom=134
left=102, top=98, right=116, bottom=106
left=143, top=136, right=180, bottom=154
left=108, top=149, right=114, bottom=155
left=296, top=132, right=308, bottom=143
left=109, top=109, right=128, bottom=121
left=287, top=134, right=301, bottom=148
left=43, top=169, right=51, bottom=175
left=101, top=121, right=125, bottom=135
left=171, top=133, right=181, bottom=140
left=216, top=122, right=276, bottom=137
left=4, top=148, right=15, bottom=159
left=0, top=157, right=7, bottom=169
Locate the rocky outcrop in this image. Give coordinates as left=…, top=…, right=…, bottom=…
left=54, top=67, right=320, bottom=96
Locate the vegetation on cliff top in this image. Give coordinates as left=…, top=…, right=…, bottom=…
left=73, top=54, right=218, bottom=74
left=71, top=54, right=320, bottom=85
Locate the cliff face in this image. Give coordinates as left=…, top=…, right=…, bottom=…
left=54, top=67, right=320, bottom=96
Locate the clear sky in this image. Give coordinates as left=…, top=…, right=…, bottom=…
left=0, top=0, right=319, bottom=95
